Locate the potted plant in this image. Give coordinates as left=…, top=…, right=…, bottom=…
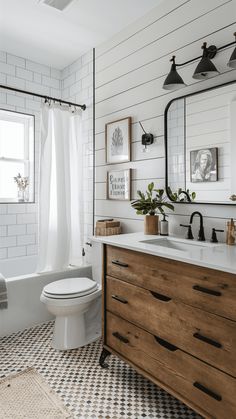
left=131, top=182, right=174, bottom=235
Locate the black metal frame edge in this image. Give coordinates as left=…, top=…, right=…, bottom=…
left=0, top=84, right=86, bottom=111
left=98, top=244, right=111, bottom=368
left=175, top=39, right=236, bottom=68
left=92, top=47, right=95, bottom=233
left=164, top=78, right=236, bottom=206
left=103, top=244, right=107, bottom=344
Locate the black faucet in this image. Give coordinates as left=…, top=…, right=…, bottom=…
left=178, top=191, right=191, bottom=202
left=180, top=224, right=194, bottom=240
left=190, top=211, right=205, bottom=241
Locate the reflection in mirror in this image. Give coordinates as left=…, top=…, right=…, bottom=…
left=0, top=109, right=34, bottom=203
left=166, top=82, right=236, bottom=204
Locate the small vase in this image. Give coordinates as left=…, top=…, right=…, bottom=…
left=144, top=215, right=159, bottom=235
left=18, top=189, right=25, bottom=202
left=17, top=187, right=29, bottom=202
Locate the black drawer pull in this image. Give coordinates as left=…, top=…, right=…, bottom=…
left=193, top=382, right=222, bottom=401
left=112, top=332, right=129, bottom=344
left=112, top=260, right=129, bottom=268
left=112, top=295, right=128, bottom=304
left=193, top=332, right=222, bottom=348
left=150, top=291, right=171, bottom=302
left=154, top=336, right=178, bottom=352
left=193, top=285, right=221, bottom=297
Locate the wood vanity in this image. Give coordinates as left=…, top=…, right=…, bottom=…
left=99, top=244, right=236, bottom=419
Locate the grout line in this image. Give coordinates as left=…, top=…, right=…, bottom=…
left=94, top=213, right=233, bottom=221
left=95, top=155, right=165, bottom=168
left=95, top=177, right=165, bottom=184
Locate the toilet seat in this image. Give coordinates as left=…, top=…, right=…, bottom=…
left=42, top=277, right=98, bottom=299
left=40, top=285, right=102, bottom=307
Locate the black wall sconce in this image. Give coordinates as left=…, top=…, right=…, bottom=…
left=163, top=32, right=236, bottom=90
left=139, top=121, right=154, bottom=153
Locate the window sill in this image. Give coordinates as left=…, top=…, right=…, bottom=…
left=0, top=199, right=35, bottom=204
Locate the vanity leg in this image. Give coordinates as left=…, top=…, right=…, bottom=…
left=99, top=348, right=111, bottom=368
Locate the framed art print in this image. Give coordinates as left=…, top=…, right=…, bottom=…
left=105, top=117, right=131, bottom=164
left=190, top=147, right=218, bottom=183
left=107, top=169, right=131, bottom=201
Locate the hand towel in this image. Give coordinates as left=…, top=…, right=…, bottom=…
left=0, top=273, right=8, bottom=309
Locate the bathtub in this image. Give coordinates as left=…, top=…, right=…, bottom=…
left=0, top=255, right=93, bottom=337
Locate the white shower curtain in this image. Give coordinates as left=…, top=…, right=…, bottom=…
left=37, top=104, right=84, bottom=272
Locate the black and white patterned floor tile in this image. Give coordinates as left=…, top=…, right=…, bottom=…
left=0, top=321, right=202, bottom=419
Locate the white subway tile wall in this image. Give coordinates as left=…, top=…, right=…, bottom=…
left=168, top=99, right=185, bottom=192
left=0, top=49, right=93, bottom=262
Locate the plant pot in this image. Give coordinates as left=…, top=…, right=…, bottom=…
left=144, top=215, right=159, bottom=235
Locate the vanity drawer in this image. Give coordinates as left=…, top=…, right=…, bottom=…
left=106, top=245, right=236, bottom=321
left=106, top=276, right=236, bottom=377
left=106, top=312, right=236, bottom=419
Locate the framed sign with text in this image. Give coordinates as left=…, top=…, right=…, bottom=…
left=107, top=169, right=131, bottom=201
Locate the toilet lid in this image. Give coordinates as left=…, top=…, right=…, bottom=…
left=43, top=277, right=98, bottom=299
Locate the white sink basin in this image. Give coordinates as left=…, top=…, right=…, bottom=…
left=140, top=237, right=217, bottom=252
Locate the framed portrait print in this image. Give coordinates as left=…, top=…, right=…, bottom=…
left=107, top=169, right=131, bottom=201
left=105, top=117, right=131, bottom=164
left=190, top=147, right=218, bottom=183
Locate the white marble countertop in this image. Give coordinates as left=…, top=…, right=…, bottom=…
left=93, top=232, right=236, bottom=274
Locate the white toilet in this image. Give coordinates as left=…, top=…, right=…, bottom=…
left=40, top=241, right=102, bottom=350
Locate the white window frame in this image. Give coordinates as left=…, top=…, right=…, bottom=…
left=0, top=109, right=35, bottom=203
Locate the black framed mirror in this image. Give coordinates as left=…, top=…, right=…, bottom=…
left=165, top=80, right=236, bottom=205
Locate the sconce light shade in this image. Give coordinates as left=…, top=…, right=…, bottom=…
left=163, top=56, right=186, bottom=90
left=228, top=48, right=236, bottom=68
left=163, top=35, right=236, bottom=91
left=192, top=43, right=219, bottom=80
left=192, top=57, right=219, bottom=79
left=193, top=42, right=219, bottom=80
left=227, top=48, right=236, bottom=68
left=227, top=33, right=236, bottom=68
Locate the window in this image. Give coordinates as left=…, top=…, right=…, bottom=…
left=0, top=109, right=35, bottom=203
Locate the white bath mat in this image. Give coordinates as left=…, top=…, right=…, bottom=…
left=0, top=367, right=72, bottom=418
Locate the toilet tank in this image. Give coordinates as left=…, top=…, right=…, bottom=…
left=91, top=240, right=103, bottom=285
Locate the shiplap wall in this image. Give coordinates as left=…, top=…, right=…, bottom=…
left=95, top=0, right=236, bottom=241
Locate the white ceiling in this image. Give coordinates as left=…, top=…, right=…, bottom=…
left=0, top=0, right=161, bottom=69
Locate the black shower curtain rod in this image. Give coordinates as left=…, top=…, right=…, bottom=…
left=0, top=84, right=86, bottom=111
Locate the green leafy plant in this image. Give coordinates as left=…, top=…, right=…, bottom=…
left=167, top=187, right=196, bottom=202
left=131, top=182, right=174, bottom=216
